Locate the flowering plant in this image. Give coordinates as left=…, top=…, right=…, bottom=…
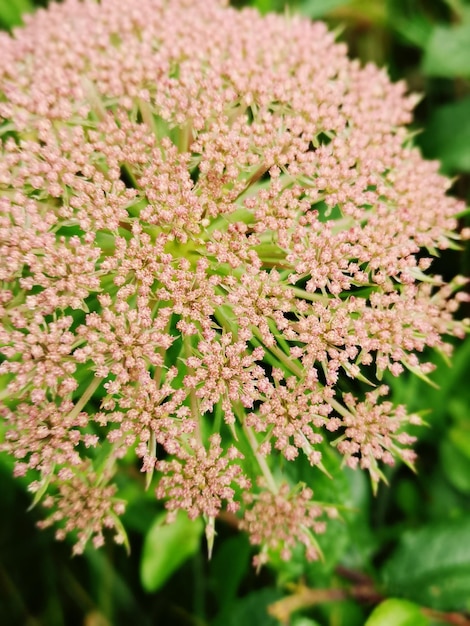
left=0, top=0, right=468, bottom=566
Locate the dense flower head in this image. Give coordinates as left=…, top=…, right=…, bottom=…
left=239, top=481, right=336, bottom=569
left=331, top=385, right=422, bottom=486
left=34, top=460, right=127, bottom=555
left=155, top=433, right=250, bottom=521
left=0, top=0, right=468, bottom=561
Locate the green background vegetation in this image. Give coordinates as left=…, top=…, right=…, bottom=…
left=1, top=1, right=470, bottom=625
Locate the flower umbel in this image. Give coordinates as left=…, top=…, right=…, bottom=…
left=239, top=481, right=335, bottom=570
left=331, top=386, right=422, bottom=490
left=0, top=0, right=468, bottom=562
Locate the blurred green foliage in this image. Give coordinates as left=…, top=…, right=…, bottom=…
left=365, top=598, right=429, bottom=626
left=0, top=0, right=33, bottom=29
left=1, top=1, right=470, bottom=625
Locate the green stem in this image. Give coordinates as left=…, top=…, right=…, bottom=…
left=138, top=98, right=158, bottom=135
left=233, top=163, right=269, bottom=201
left=213, top=304, right=238, bottom=339
left=291, top=287, right=330, bottom=302
left=81, top=77, right=107, bottom=121
left=145, top=430, right=156, bottom=490
left=329, top=397, right=352, bottom=419
left=184, top=336, right=202, bottom=443
left=251, top=327, right=303, bottom=377
left=177, top=121, right=193, bottom=153
left=233, top=403, right=277, bottom=493
left=243, top=422, right=277, bottom=493
left=68, top=376, right=102, bottom=422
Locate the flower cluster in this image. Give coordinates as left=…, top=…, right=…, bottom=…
left=331, top=386, right=422, bottom=488
left=155, top=434, right=250, bottom=521
left=35, top=462, right=127, bottom=555
left=0, top=0, right=468, bottom=561
left=239, top=482, right=336, bottom=569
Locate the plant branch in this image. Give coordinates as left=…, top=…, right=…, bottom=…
left=268, top=568, right=470, bottom=626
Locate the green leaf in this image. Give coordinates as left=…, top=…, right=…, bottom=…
left=320, top=598, right=366, bottom=626
left=449, top=426, right=470, bottom=457
left=419, top=97, right=470, bottom=174
left=140, top=510, right=203, bottom=592
left=252, top=0, right=275, bottom=14
left=291, top=618, right=322, bottom=626
left=425, top=470, right=470, bottom=523
left=210, top=535, right=251, bottom=611
left=386, top=0, right=433, bottom=48
left=422, top=24, right=470, bottom=77
left=440, top=437, right=470, bottom=494
left=394, top=478, right=420, bottom=518
left=365, top=599, right=429, bottom=626
left=211, top=588, right=283, bottom=626
left=382, top=519, right=470, bottom=611
left=0, top=0, right=33, bottom=28
left=85, top=549, right=147, bottom=620
left=298, top=0, right=352, bottom=19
